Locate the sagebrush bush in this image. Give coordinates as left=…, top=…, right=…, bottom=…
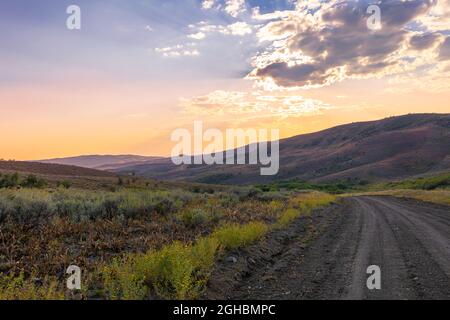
left=0, top=188, right=196, bottom=223
left=57, top=180, right=71, bottom=189
left=21, top=175, right=47, bottom=188
left=0, top=172, right=19, bottom=188
left=178, top=208, right=210, bottom=228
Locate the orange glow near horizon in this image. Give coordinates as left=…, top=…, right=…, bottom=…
left=2, top=0, right=450, bottom=161
left=1, top=79, right=449, bottom=161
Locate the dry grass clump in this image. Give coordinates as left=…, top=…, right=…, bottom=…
left=276, top=192, right=336, bottom=227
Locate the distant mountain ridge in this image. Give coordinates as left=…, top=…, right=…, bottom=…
left=38, top=155, right=163, bottom=171
left=35, top=114, right=450, bottom=184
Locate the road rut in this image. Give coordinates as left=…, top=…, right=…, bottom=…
left=206, top=196, right=450, bottom=300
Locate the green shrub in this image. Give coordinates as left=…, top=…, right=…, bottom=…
left=0, top=172, right=19, bottom=188
left=21, top=175, right=47, bottom=188
left=57, top=180, right=71, bottom=189
left=379, top=173, right=450, bottom=190
left=178, top=208, right=210, bottom=228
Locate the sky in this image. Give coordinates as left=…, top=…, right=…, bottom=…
left=1, top=0, right=449, bottom=160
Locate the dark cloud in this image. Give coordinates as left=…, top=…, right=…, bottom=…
left=378, top=0, right=436, bottom=27
left=252, top=0, right=439, bottom=88
left=256, top=62, right=325, bottom=87
left=410, top=32, right=441, bottom=50
left=439, top=37, right=450, bottom=60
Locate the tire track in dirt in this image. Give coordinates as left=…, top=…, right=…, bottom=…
left=205, top=196, right=450, bottom=300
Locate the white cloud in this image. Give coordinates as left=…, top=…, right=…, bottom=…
left=180, top=90, right=332, bottom=117
left=188, top=32, right=206, bottom=40
left=154, top=44, right=200, bottom=57
left=417, top=0, right=450, bottom=31
left=246, top=0, right=449, bottom=90
left=202, top=0, right=215, bottom=10
left=225, top=0, right=246, bottom=18
left=225, top=22, right=253, bottom=36
left=188, top=21, right=253, bottom=40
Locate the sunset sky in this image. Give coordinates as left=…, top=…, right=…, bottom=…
left=1, top=0, right=449, bottom=160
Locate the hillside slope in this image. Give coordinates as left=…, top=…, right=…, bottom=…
left=0, top=161, right=114, bottom=177
left=37, top=155, right=161, bottom=170
left=36, top=114, right=450, bottom=184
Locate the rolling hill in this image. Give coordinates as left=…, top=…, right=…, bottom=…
left=0, top=160, right=120, bottom=190
left=35, top=113, right=450, bottom=184
left=37, top=155, right=162, bottom=171
left=0, top=160, right=115, bottom=177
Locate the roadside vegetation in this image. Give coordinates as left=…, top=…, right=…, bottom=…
left=256, top=179, right=367, bottom=194
left=370, top=172, right=450, bottom=191
left=258, top=173, right=450, bottom=206
left=1, top=170, right=447, bottom=300
left=349, top=189, right=450, bottom=206
left=0, top=172, right=47, bottom=189
left=256, top=172, right=450, bottom=195
left=342, top=172, right=450, bottom=206
left=0, top=172, right=335, bottom=300
left=98, top=191, right=334, bottom=300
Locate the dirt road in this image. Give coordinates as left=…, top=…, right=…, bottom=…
left=206, top=196, right=450, bottom=300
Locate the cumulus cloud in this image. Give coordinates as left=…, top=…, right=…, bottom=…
left=248, top=0, right=446, bottom=89
left=201, top=0, right=246, bottom=17
left=180, top=90, right=331, bottom=117
left=202, top=0, right=215, bottom=10
left=416, top=0, right=450, bottom=31
left=225, top=0, right=246, bottom=17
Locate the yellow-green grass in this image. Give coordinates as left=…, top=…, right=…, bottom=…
left=101, top=222, right=268, bottom=300
left=102, top=237, right=220, bottom=300
left=276, top=192, right=336, bottom=227
left=341, top=189, right=450, bottom=206
left=0, top=272, right=64, bottom=300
